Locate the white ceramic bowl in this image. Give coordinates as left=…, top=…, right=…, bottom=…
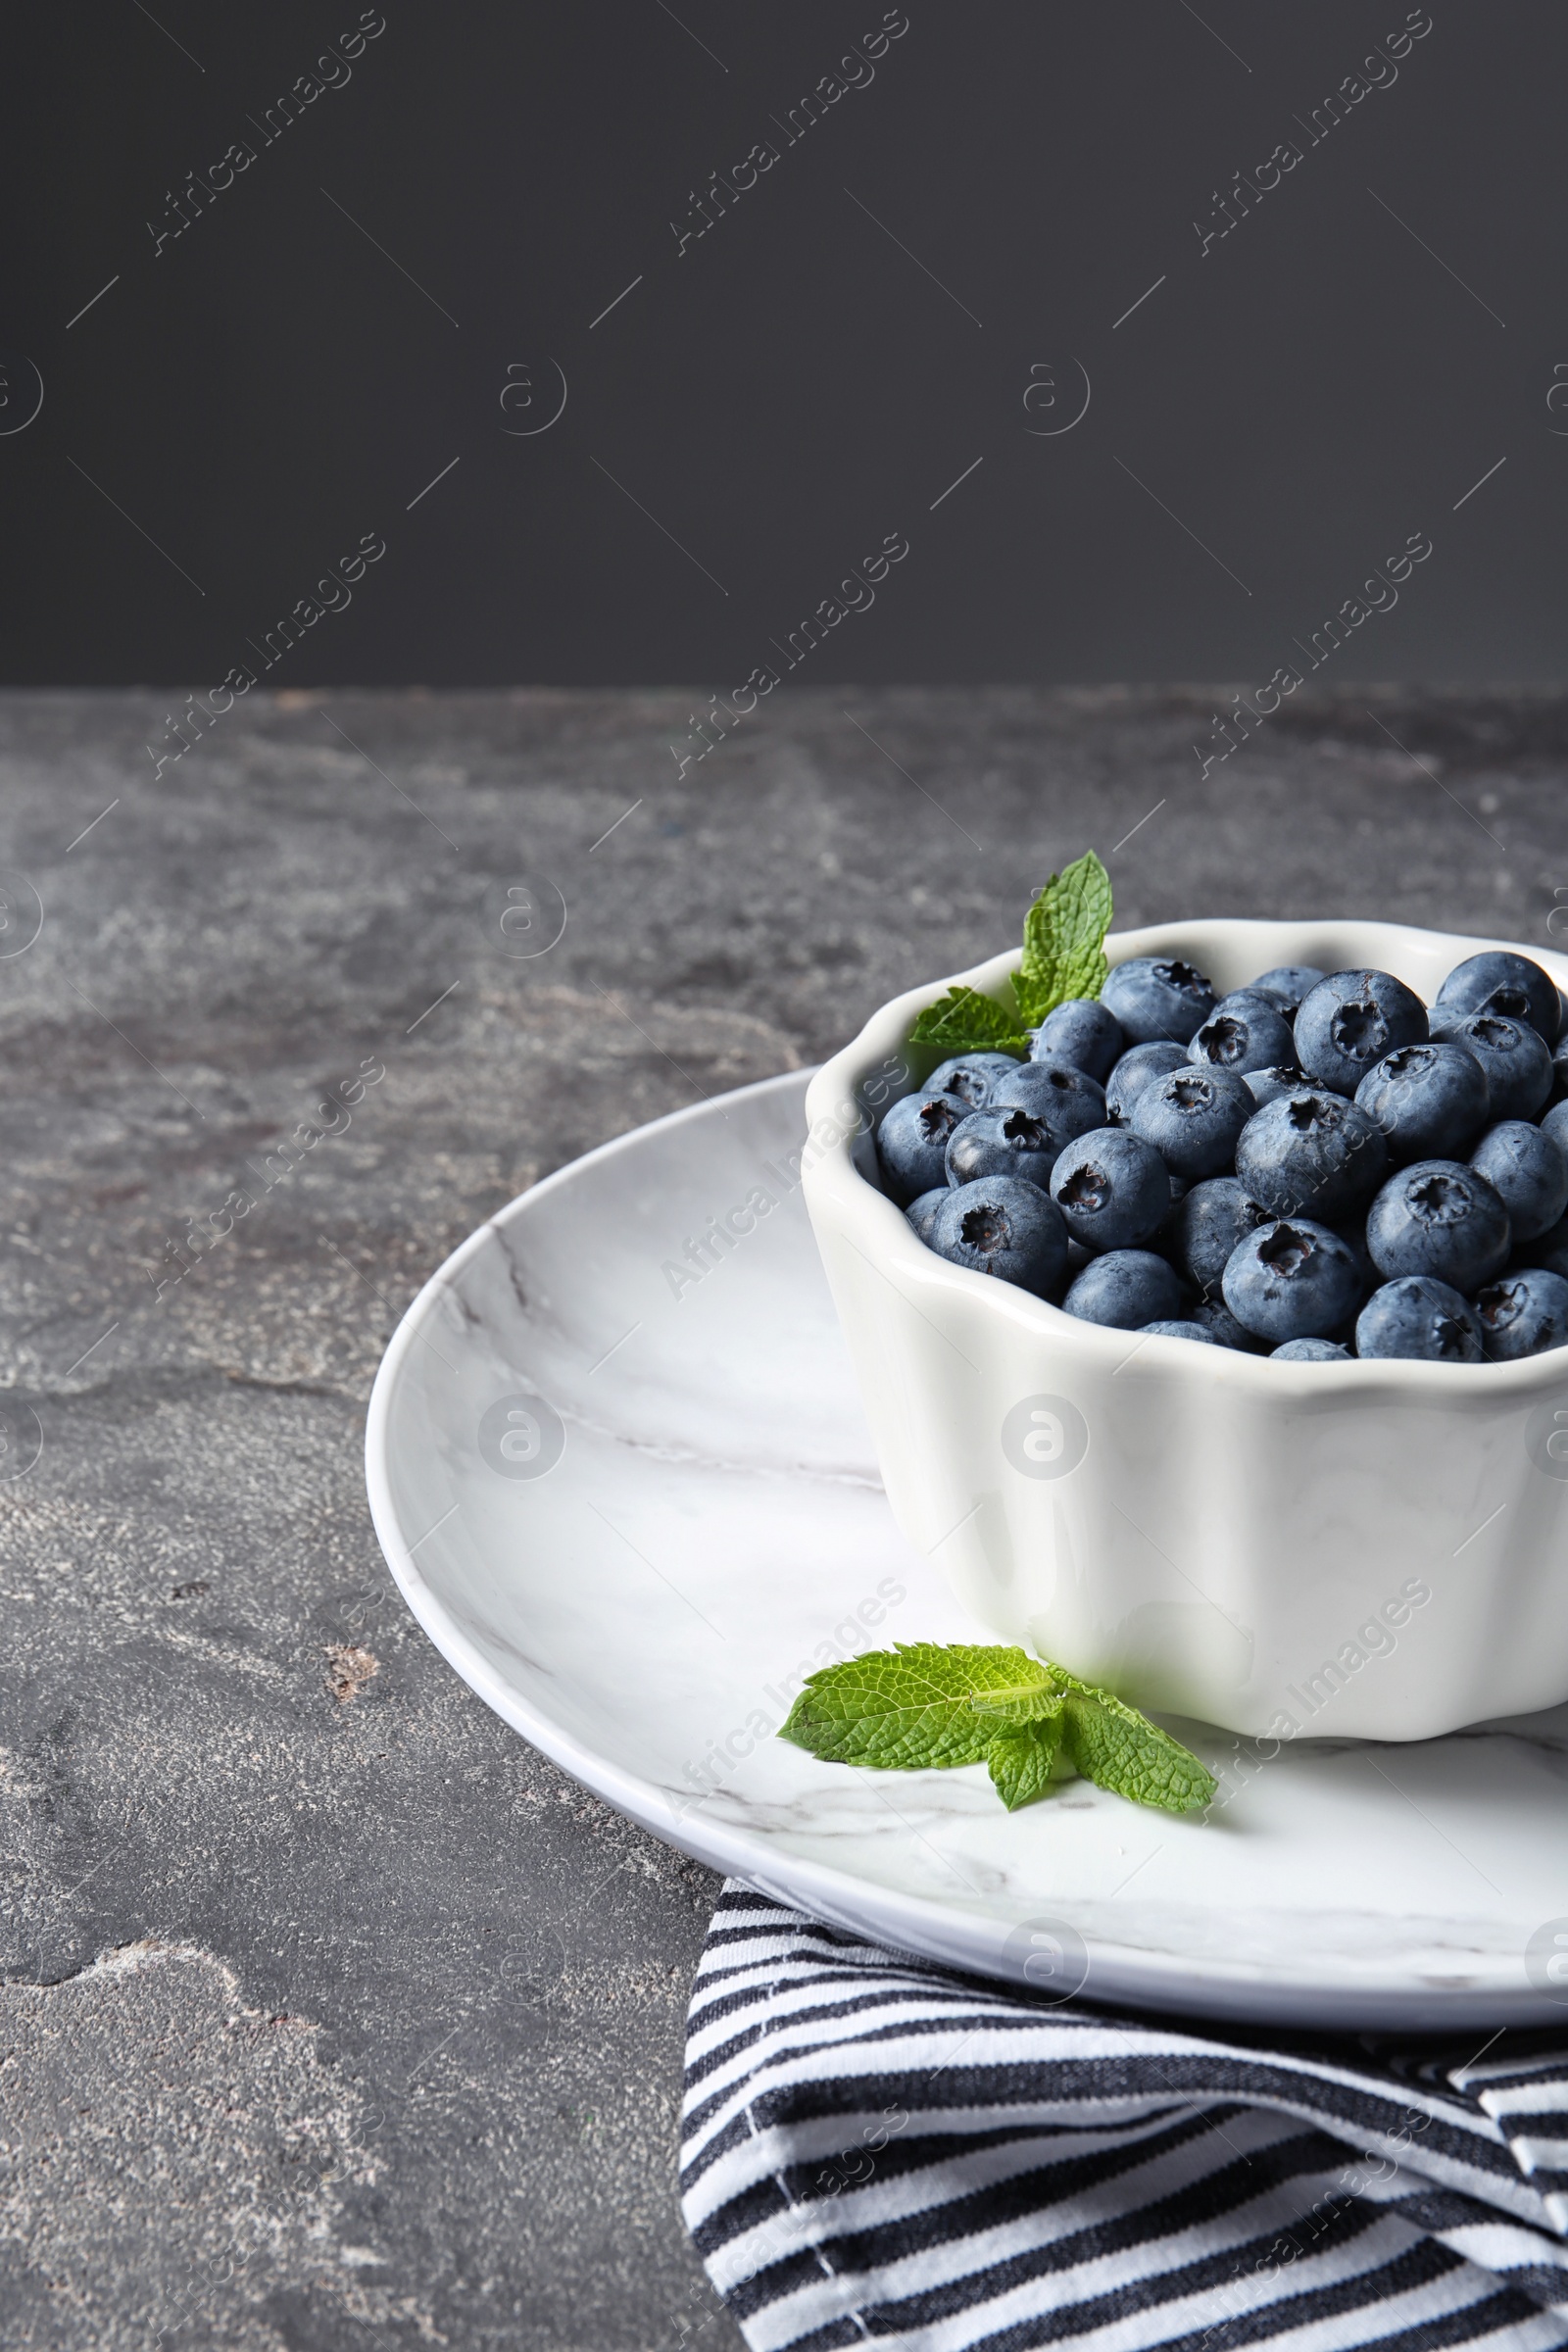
left=803, top=918, right=1568, bottom=1741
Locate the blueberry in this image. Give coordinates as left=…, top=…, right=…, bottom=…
left=1429, top=1011, right=1552, bottom=1122
left=1327, top=1219, right=1377, bottom=1307
left=1048, top=1127, right=1170, bottom=1252
left=945, top=1104, right=1061, bottom=1191
left=1188, top=1000, right=1297, bottom=1077
left=1543, top=1100, right=1568, bottom=1158
left=1436, top=950, right=1561, bottom=1046
left=1354, top=1276, right=1483, bottom=1363
left=1212, top=988, right=1295, bottom=1023
left=1062, top=1249, right=1182, bottom=1329
left=1222, top=1218, right=1362, bottom=1343
left=1527, top=1208, right=1568, bottom=1281
left=1548, top=1032, right=1568, bottom=1109
left=1365, top=1159, right=1511, bottom=1291
left=1233, top=1088, right=1388, bottom=1221
left=929, top=1176, right=1069, bottom=1297
left=925, top=1052, right=1024, bottom=1111
left=1272, top=1337, right=1351, bottom=1361
left=1167, top=1176, right=1270, bottom=1296
left=987, top=1058, right=1108, bottom=1152
left=1140, top=1319, right=1215, bottom=1344
left=1131, top=1064, right=1254, bottom=1180
left=1294, top=969, right=1429, bottom=1097
left=1191, top=1296, right=1268, bottom=1350
left=1353, top=1041, right=1490, bottom=1163
left=1031, top=997, right=1123, bottom=1082
left=876, top=1092, right=966, bottom=1204
left=906, top=1189, right=948, bottom=1243
left=1474, top=1266, right=1568, bottom=1359
left=1245, top=1063, right=1308, bottom=1107
left=1101, top=956, right=1215, bottom=1046
left=1105, top=1040, right=1189, bottom=1124
left=1250, top=965, right=1327, bottom=1018
left=1470, top=1119, right=1568, bottom=1244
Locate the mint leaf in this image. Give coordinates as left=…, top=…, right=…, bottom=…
left=1054, top=1669, right=1216, bottom=1814
left=909, top=987, right=1029, bottom=1059
left=1015, top=851, right=1113, bottom=1026
left=907, top=851, right=1114, bottom=1056
left=987, top=1707, right=1069, bottom=1810
left=780, top=1642, right=1054, bottom=1771
left=778, top=1640, right=1215, bottom=1817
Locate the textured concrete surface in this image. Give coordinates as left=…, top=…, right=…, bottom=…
left=0, top=685, right=1564, bottom=2349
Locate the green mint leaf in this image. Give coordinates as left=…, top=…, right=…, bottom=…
left=778, top=1640, right=1215, bottom=1818
left=986, top=1707, right=1070, bottom=1810
left=1054, top=1670, right=1216, bottom=1815
left=1015, top=851, right=1113, bottom=1025
left=780, top=1642, right=1054, bottom=1772
left=909, top=987, right=1030, bottom=1059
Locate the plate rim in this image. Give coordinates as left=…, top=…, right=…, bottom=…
left=365, top=1067, right=1562, bottom=2029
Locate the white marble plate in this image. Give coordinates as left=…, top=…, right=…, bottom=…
left=366, top=1072, right=1568, bottom=2030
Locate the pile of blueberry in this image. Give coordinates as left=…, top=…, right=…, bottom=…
left=876, top=950, right=1568, bottom=1362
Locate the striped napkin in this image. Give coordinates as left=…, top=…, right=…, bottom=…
left=681, top=1886, right=1568, bottom=2352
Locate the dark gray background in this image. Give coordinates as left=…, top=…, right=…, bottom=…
left=4, top=2, right=1560, bottom=685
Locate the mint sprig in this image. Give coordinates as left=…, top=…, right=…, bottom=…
left=986, top=1709, right=1069, bottom=1809
left=1016, top=851, right=1113, bottom=1026
left=907, top=985, right=1031, bottom=1059
left=908, top=850, right=1113, bottom=1057
left=779, top=1641, right=1214, bottom=1816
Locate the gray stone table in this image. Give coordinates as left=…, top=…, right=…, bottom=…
left=1, top=685, right=1563, bottom=2349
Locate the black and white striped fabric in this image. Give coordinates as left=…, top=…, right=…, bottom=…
left=681, top=1886, right=1568, bottom=2352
